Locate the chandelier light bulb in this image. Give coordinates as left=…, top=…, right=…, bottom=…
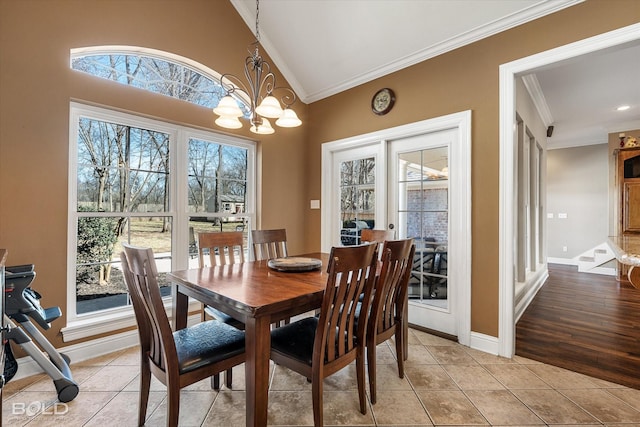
left=255, top=95, right=284, bottom=118
left=215, top=115, right=243, bottom=129
left=276, top=108, right=302, bottom=128
left=213, top=96, right=243, bottom=118
left=250, top=118, right=275, bottom=135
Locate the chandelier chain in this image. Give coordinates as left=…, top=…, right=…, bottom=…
left=255, top=0, right=260, bottom=42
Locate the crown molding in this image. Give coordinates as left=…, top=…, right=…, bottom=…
left=521, top=73, right=555, bottom=127
left=233, top=0, right=584, bottom=103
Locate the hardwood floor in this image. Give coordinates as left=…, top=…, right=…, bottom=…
left=516, top=263, right=640, bottom=389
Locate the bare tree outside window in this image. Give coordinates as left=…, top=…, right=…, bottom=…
left=71, top=51, right=253, bottom=315
left=339, top=158, right=375, bottom=245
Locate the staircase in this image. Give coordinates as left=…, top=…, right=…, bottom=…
left=577, top=243, right=616, bottom=276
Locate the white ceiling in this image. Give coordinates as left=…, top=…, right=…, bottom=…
left=525, top=42, right=640, bottom=149
left=230, top=0, right=640, bottom=148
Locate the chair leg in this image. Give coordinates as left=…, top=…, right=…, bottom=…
left=402, top=307, right=409, bottom=361
left=311, top=374, right=323, bottom=427
left=366, top=339, right=377, bottom=404
left=138, top=357, right=151, bottom=426
left=396, top=326, right=405, bottom=378
left=356, top=348, right=368, bottom=415
left=212, top=373, right=221, bottom=390
left=225, top=368, right=233, bottom=388
left=167, top=379, right=181, bottom=427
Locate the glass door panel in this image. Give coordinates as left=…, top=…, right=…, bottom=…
left=397, top=146, right=449, bottom=308
left=390, top=129, right=457, bottom=336
left=339, top=157, right=376, bottom=246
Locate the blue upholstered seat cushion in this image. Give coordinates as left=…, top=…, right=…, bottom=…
left=173, top=320, right=245, bottom=374
left=270, top=317, right=319, bottom=366
left=204, top=306, right=245, bottom=330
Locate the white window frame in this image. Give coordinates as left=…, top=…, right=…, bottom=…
left=321, top=112, right=472, bottom=347
left=64, top=102, right=255, bottom=341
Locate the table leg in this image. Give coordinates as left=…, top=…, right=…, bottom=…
left=245, top=315, right=271, bottom=427
left=172, top=284, right=188, bottom=331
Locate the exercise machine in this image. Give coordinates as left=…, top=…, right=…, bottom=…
left=3, top=264, right=79, bottom=402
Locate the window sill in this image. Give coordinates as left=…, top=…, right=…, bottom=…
left=61, top=299, right=202, bottom=342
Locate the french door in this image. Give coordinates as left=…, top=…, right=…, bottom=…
left=321, top=113, right=471, bottom=341
left=389, top=130, right=457, bottom=335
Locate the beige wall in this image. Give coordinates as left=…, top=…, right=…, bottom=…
left=0, top=0, right=308, bottom=347
left=1, top=0, right=639, bottom=347
left=304, top=0, right=640, bottom=336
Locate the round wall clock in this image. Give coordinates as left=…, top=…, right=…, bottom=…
left=371, top=88, right=395, bottom=115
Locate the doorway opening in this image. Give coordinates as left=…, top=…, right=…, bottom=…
left=499, top=23, right=640, bottom=358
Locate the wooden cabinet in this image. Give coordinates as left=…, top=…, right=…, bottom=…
left=615, top=148, right=640, bottom=282
left=624, top=182, right=640, bottom=232
left=617, top=147, right=640, bottom=235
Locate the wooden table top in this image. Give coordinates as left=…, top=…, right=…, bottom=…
left=608, top=236, right=640, bottom=267
left=168, top=252, right=330, bottom=318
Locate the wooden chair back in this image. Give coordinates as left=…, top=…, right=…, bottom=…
left=251, top=228, right=288, bottom=260
left=360, top=228, right=394, bottom=244
left=361, top=229, right=395, bottom=258
left=366, top=238, right=415, bottom=404
left=318, top=243, right=378, bottom=367
left=197, top=231, right=244, bottom=267
left=121, top=244, right=174, bottom=374
left=198, top=231, right=246, bottom=334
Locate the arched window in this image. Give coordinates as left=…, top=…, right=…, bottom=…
left=70, top=46, right=250, bottom=115
left=65, top=47, right=256, bottom=340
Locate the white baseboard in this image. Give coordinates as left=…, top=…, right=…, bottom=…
left=9, top=314, right=201, bottom=382
left=585, top=266, right=616, bottom=276
left=515, top=268, right=548, bottom=323
left=469, top=332, right=500, bottom=356
left=547, top=257, right=576, bottom=265
left=547, top=257, right=616, bottom=276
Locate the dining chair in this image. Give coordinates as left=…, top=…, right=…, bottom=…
left=269, top=243, right=378, bottom=427
left=120, top=244, right=245, bottom=427
left=360, top=229, right=395, bottom=258
left=251, top=228, right=288, bottom=260
left=197, top=231, right=246, bottom=387
left=364, top=238, right=415, bottom=404
left=252, top=228, right=290, bottom=326
left=360, top=228, right=395, bottom=244
left=198, top=231, right=246, bottom=329
left=197, top=230, right=245, bottom=268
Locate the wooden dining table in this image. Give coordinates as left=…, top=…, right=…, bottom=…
left=168, top=252, right=330, bottom=427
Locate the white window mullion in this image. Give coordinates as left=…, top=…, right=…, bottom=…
left=64, top=102, right=255, bottom=341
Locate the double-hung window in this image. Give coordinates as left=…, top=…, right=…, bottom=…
left=66, top=104, right=255, bottom=340
left=65, top=48, right=255, bottom=341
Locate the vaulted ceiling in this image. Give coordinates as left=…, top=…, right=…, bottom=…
left=230, top=0, right=640, bottom=148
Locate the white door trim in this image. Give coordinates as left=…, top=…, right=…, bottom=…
left=499, top=23, right=640, bottom=358
left=321, top=111, right=471, bottom=346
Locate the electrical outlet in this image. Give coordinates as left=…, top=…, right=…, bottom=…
left=562, top=246, right=567, bottom=252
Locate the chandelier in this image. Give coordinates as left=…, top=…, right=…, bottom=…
left=213, top=0, right=302, bottom=135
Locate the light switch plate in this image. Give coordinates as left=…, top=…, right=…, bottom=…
left=310, top=200, right=320, bottom=209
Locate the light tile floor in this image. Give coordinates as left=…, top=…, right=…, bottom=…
left=3, top=328, right=640, bottom=426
